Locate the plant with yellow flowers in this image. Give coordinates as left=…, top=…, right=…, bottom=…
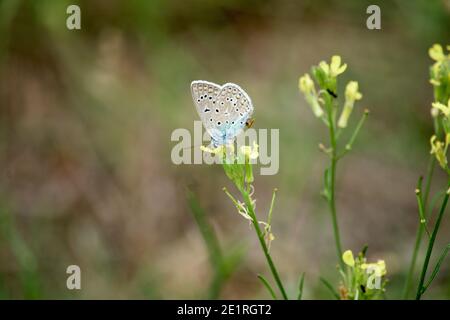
left=338, top=248, right=387, bottom=300
left=201, top=143, right=299, bottom=300
left=299, top=56, right=369, bottom=269
left=403, top=44, right=450, bottom=300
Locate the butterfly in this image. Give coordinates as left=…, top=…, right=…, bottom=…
left=191, top=80, right=254, bottom=147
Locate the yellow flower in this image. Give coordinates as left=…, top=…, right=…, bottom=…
left=319, top=61, right=330, bottom=75
left=377, top=260, right=387, bottom=276
left=320, top=56, right=347, bottom=78
left=201, top=144, right=236, bottom=163
left=432, top=99, right=450, bottom=117
left=342, top=250, right=355, bottom=267
left=429, top=44, right=445, bottom=62
left=428, top=44, right=450, bottom=88
left=299, top=74, right=324, bottom=117
left=299, top=73, right=315, bottom=93
left=329, top=55, right=347, bottom=77
left=430, top=78, right=441, bottom=86
left=240, top=141, right=259, bottom=160
left=200, top=145, right=225, bottom=154
left=430, top=135, right=448, bottom=169
left=429, top=59, right=443, bottom=86
left=431, top=106, right=440, bottom=118
left=338, top=81, right=363, bottom=128
left=345, top=81, right=363, bottom=101
left=361, top=260, right=387, bottom=276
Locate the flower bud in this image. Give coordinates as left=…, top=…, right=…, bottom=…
left=432, top=99, right=450, bottom=117
left=430, top=135, right=448, bottom=169
left=329, top=55, right=347, bottom=77
left=429, top=44, right=445, bottom=62
left=338, top=81, right=363, bottom=128
left=342, top=250, right=355, bottom=267
left=299, top=74, right=324, bottom=117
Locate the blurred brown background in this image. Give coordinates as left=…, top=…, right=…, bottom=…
left=0, top=0, right=449, bottom=299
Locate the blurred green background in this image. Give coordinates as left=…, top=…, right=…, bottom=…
left=0, top=0, right=449, bottom=299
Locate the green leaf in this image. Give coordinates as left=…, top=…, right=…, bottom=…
left=423, top=243, right=450, bottom=292
left=257, top=274, right=277, bottom=300
left=297, top=272, right=306, bottom=300
left=222, top=162, right=245, bottom=192
left=311, top=66, right=326, bottom=88
left=360, top=244, right=369, bottom=258
left=187, top=190, right=223, bottom=269
left=320, top=277, right=340, bottom=300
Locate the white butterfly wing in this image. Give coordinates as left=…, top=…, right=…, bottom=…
left=217, top=83, right=253, bottom=143
left=191, top=80, right=224, bottom=144
left=191, top=80, right=254, bottom=145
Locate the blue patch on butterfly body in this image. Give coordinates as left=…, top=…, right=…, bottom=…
left=211, top=116, right=248, bottom=147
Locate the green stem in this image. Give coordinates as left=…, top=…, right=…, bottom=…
left=403, top=156, right=436, bottom=299
left=326, top=100, right=344, bottom=269
left=403, top=223, right=425, bottom=299
left=403, top=169, right=435, bottom=299
left=337, top=110, right=369, bottom=160
left=415, top=179, right=450, bottom=299
left=415, top=177, right=431, bottom=237
left=403, top=116, right=439, bottom=299
left=329, top=156, right=344, bottom=268
left=405, top=65, right=443, bottom=299
left=242, top=192, right=288, bottom=300
left=423, top=158, right=436, bottom=211
left=423, top=244, right=450, bottom=291
left=187, top=190, right=226, bottom=299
